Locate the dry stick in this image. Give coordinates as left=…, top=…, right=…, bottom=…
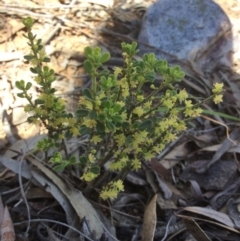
left=42, top=0, right=77, bottom=45
left=161, top=215, right=174, bottom=241
left=18, top=153, right=31, bottom=236
left=14, top=219, right=95, bottom=241
left=0, top=0, right=111, bottom=9
left=16, top=218, right=119, bottom=241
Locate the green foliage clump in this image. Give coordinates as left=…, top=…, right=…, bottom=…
left=16, top=17, right=224, bottom=200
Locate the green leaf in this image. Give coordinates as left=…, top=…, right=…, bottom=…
left=25, top=82, right=32, bottom=90
left=37, top=44, right=43, bottom=51
left=84, top=60, right=93, bottom=74
left=30, top=67, right=38, bottom=74
left=54, top=163, right=67, bottom=172
left=35, top=99, right=44, bottom=104
left=15, top=80, right=25, bottom=90
left=100, top=76, right=107, bottom=87
left=93, top=46, right=101, bottom=55
left=82, top=88, right=93, bottom=100
left=145, top=72, right=155, bottom=82
left=139, top=119, right=153, bottom=131
left=132, top=121, right=140, bottom=129
left=24, top=55, right=34, bottom=60
left=80, top=156, right=88, bottom=165
left=112, top=115, right=123, bottom=123
left=113, top=103, right=122, bottom=113
left=43, top=57, right=51, bottom=62
left=97, top=113, right=105, bottom=122
left=106, top=121, right=115, bottom=131
left=79, top=126, right=91, bottom=135
left=17, top=93, right=25, bottom=98
left=90, top=165, right=100, bottom=174
left=69, top=156, right=76, bottom=164
left=99, top=69, right=109, bottom=76
left=125, top=135, right=133, bottom=145
left=89, top=110, right=97, bottom=119
left=64, top=130, right=73, bottom=139
left=76, top=109, right=89, bottom=117
left=84, top=46, right=92, bottom=58
left=100, top=52, right=110, bottom=63
left=102, top=100, right=111, bottom=109
left=131, top=42, right=138, bottom=51
left=96, top=121, right=105, bottom=133
left=202, top=109, right=240, bottom=121
left=121, top=121, right=130, bottom=129
left=188, top=121, right=196, bottom=128
left=22, top=17, right=34, bottom=28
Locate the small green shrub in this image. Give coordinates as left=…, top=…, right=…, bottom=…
left=16, top=17, right=224, bottom=200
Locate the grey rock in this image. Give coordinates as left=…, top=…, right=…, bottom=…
left=179, top=160, right=237, bottom=191
left=138, top=0, right=232, bottom=73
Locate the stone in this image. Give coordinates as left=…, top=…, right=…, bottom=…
left=179, top=160, right=237, bottom=190
left=138, top=0, right=232, bottom=73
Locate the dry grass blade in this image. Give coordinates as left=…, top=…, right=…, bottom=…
left=183, top=218, right=211, bottom=241
left=1, top=207, right=15, bottom=241
left=47, top=226, right=61, bottom=241
left=197, top=128, right=240, bottom=173
left=141, top=193, right=157, bottom=241
left=181, top=206, right=234, bottom=228
left=0, top=195, right=4, bottom=227
left=27, top=156, right=104, bottom=239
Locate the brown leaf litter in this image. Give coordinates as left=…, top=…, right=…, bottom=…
left=1, top=0, right=240, bottom=240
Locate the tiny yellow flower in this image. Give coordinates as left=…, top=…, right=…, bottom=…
left=192, top=107, right=203, bottom=117
left=114, top=133, right=126, bottom=147
left=150, top=84, right=156, bottom=89
left=91, top=135, right=102, bottom=144
left=177, top=89, right=188, bottom=103
left=68, top=117, right=76, bottom=126
left=144, top=151, right=155, bottom=161
left=71, top=126, right=79, bottom=136
left=153, top=143, right=166, bottom=153
left=184, top=100, right=193, bottom=108
left=100, top=189, right=118, bottom=200
left=122, top=87, right=129, bottom=98
left=116, top=101, right=125, bottom=108
left=173, top=121, right=186, bottom=132
left=81, top=172, right=98, bottom=182
left=88, top=153, right=95, bottom=163
left=120, top=112, right=127, bottom=121
left=144, top=101, right=152, bottom=110
left=100, top=180, right=124, bottom=200
left=137, top=95, right=144, bottom=102
left=85, top=100, right=93, bottom=110
left=133, top=106, right=144, bottom=117
left=79, top=96, right=86, bottom=105
left=131, top=158, right=141, bottom=170
left=184, top=108, right=194, bottom=117
left=82, top=118, right=97, bottom=128
left=163, top=99, right=174, bottom=109
left=212, top=82, right=224, bottom=94
left=24, top=105, right=33, bottom=112
left=114, top=67, right=122, bottom=77
left=213, top=94, right=223, bottom=104
left=170, top=108, right=179, bottom=116
left=34, top=76, right=42, bottom=84
left=164, top=132, right=177, bottom=142
left=115, top=180, right=124, bottom=191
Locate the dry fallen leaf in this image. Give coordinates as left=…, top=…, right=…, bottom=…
left=141, top=193, right=157, bottom=241
left=1, top=207, right=15, bottom=241
left=183, top=218, right=211, bottom=241
left=0, top=195, right=4, bottom=227
left=28, top=156, right=104, bottom=239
